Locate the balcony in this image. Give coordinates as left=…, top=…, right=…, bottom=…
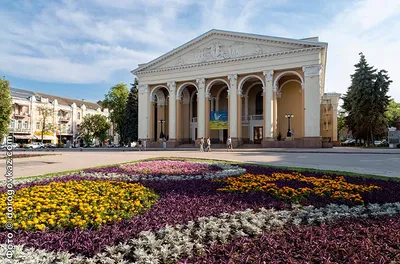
left=242, top=115, right=263, bottom=123
left=13, top=112, right=30, bottom=118
left=9, top=127, right=31, bottom=134
left=59, top=116, right=71, bottom=123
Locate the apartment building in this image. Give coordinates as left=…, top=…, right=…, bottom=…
left=7, top=88, right=110, bottom=145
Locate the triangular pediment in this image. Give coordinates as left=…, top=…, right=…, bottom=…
left=133, top=29, right=326, bottom=74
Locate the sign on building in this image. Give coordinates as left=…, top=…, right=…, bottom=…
left=210, top=111, right=228, bottom=130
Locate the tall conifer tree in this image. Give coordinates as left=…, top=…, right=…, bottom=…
left=342, top=53, right=392, bottom=145
left=124, top=78, right=139, bottom=143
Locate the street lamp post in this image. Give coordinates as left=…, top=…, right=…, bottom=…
left=158, top=119, right=165, bottom=138
left=285, top=114, right=294, bottom=137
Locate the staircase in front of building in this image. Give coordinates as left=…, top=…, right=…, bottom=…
left=239, top=144, right=263, bottom=149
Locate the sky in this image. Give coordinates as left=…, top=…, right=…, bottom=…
left=1, top=0, right=400, bottom=103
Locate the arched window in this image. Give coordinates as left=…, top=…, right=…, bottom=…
left=77, top=112, right=81, bottom=119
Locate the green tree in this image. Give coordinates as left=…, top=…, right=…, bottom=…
left=0, top=78, right=12, bottom=140
left=342, top=53, right=392, bottom=146
left=37, top=105, right=55, bottom=143
left=385, top=98, right=400, bottom=127
left=102, top=84, right=129, bottom=144
left=337, top=111, right=346, bottom=141
left=124, top=78, right=139, bottom=143
left=79, top=114, right=111, bottom=145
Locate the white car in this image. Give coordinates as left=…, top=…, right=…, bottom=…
left=0, top=143, right=19, bottom=149
left=24, top=142, right=44, bottom=149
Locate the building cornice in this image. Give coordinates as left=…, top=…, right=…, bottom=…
left=132, top=29, right=326, bottom=74
left=135, top=47, right=323, bottom=75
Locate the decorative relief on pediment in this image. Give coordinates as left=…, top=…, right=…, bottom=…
left=175, top=56, right=185, bottom=66
left=157, top=39, right=296, bottom=70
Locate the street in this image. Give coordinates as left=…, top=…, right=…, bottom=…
left=1, top=149, right=399, bottom=180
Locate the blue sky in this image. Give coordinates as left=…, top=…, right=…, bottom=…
left=1, top=0, right=400, bottom=102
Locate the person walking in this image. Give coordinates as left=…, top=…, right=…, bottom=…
left=226, top=136, right=232, bottom=152
left=206, top=137, right=211, bottom=152
left=138, top=139, right=142, bottom=151
left=162, top=137, right=167, bottom=149
left=200, top=137, right=204, bottom=152
left=143, top=139, right=147, bottom=151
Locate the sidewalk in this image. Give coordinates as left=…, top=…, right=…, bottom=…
left=9, top=147, right=400, bottom=154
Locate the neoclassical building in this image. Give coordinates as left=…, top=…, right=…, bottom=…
left=133, top=29, right=340, bottom=148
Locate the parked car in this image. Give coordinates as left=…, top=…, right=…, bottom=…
left=374, top=140, right=382, bottom=146
left=0, top=143, right=18, bottom=149
left=45, top=143, right=57, bottom=148
left=24, top=142, right=44, bottom=149
left=340, top=139, right=356, bottom=146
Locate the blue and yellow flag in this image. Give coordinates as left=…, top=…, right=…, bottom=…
left=210, top=111, right=228, bottom=130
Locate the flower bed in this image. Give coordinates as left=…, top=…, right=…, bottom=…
left=1, top=158, right=400, bottom=263
left=120, top=160, right=221, bottom=176
left=1, top=153, right=58, bottom=159
left=216, top=173, right=380, bottom=203
left=0, top=179, right=158, bottom=231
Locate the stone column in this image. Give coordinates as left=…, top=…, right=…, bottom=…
left=263, top=70, right=274, bottom=139
left=303, top=65, right=322, bottom=146
left=138, top=84, right=149, bottom=140
left=228, top=74, right=238, bottom=141
left=167, top=81, right=177, bottom=141
left=244, top=95, right=249, bottom=118
left=273, top=91, right=278, bottom=137
left=196, top=78, right=206, bottom=139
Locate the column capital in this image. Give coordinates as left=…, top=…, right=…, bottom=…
left=302, top=64, right=322, bottom=77
left=263, top=70, right=274, bottom=82
left=205, top=92, right=211, bottom=99
left=196, top=78, right=206, bottom=87
left=167, top=81, right=176, bottom=92
left=228, top=74, right=238, bottom=86
left=138, top=84, right=149, bottom=94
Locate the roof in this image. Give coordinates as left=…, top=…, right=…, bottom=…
left=10, top=88, right=101, bottom=110
left=131, top=29, right=328, bottom=74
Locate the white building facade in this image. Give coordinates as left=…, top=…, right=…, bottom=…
left=7, top=88, right=110, bottom=145
left=132, top=30, right=340, bottom=148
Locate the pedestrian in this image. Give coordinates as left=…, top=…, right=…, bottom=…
left=206, top=137, right=211, bottom=152
left=226, top=136, right=232, bottom=152
left=162, top=137, right=167, bottom=149
left=200, top=137, right=204, bottom=152
left=143, top=139, right=147, bottom=151
left=138, top=138, right=142, bottom=151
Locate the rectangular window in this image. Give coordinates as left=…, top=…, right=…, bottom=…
left=11, top=120, right=15, bottom=128
left=36, top=122, right=40, bottom=130
left=24, top=121, right=29, bottom=129
left=17, top=120, right=22, bottom=129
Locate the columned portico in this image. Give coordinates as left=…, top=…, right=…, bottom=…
left=196, top=78, right=206, bottom=139
left=263, top=70, right=274, bottom=140
left=138, top=84, right=149, bottom=140
left=303, top=64, right=322, bottom=137
left=167, top=81, right=177, bottom=141
left=133, top=29, right=339, bottom=148
left=228, top=74, right=238, bottom=141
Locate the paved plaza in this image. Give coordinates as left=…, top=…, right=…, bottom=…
left=1, top=148, right=399, bottom=180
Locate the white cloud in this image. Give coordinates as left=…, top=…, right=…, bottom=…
left=1, top=0, right=399, bottom=102
left=316, top=0, right=400, bottom=101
